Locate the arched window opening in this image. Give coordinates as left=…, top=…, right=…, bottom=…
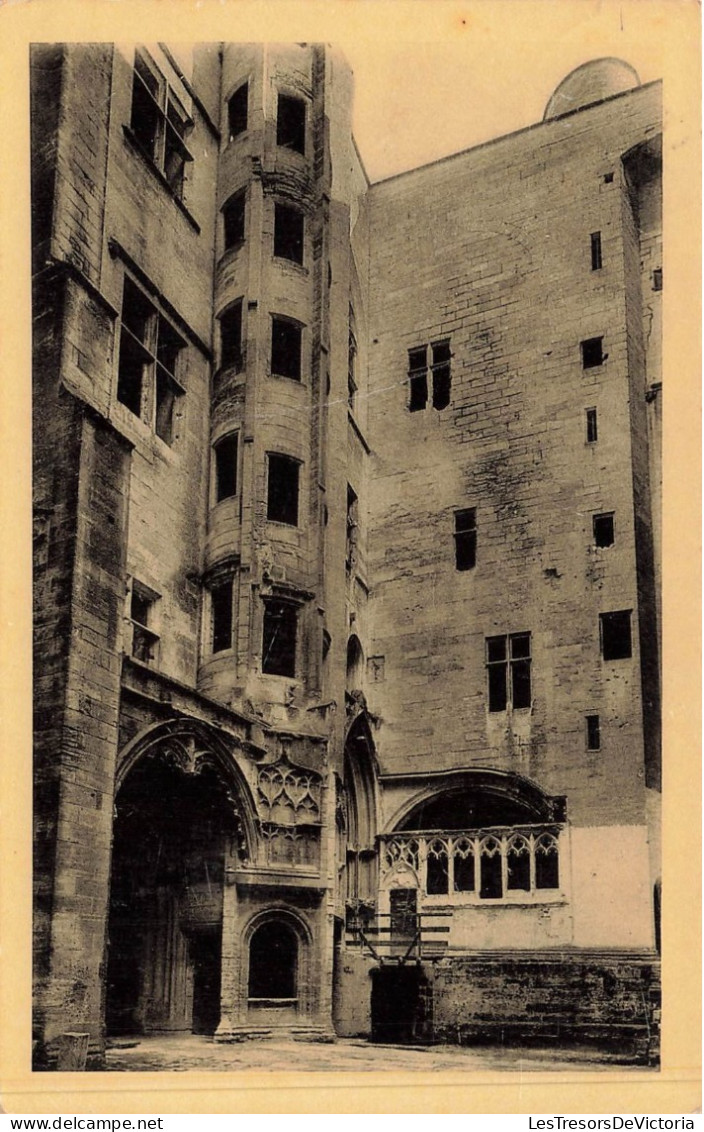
left=426, top=837, right=449, bottom=895
left=248, top=921, right=298, bottom=1001
left=346, top=634, right=364, bottom=694
left=535, top=833, right=560, bottom=890
left=506, top=835, right=531, bottom=891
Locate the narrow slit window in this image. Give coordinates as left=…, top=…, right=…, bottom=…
left=600, top=610, right=632, bottom=660
left=267, top=453, right=300, bottom=526
left=223, top=191, right=245, bottom=250
left=274, top=202, right=304, bottom=264
left=454, top=508, right=476, bottom=571
left=453, top=851, right=475, bottom=893
left=652, top=267, right=662, bottom=291
left=479, top=841, right=503, bottom=899
left=214, top=433, right=238, bottom=502
left=211, top=580, right=233, bottom=653
left=426, top=845, right=449, bottom=895
left=262, top=600, right=297, bottom=677
left=408, top=347, right=428, bottom=412
left=586, top=407, right=598, bottom=443
left=590, top=231, right=603, bottom=270
left=506, top=838, right=531, bottom=891
left=220, top=302, right=243, bottom=371
left=271, top=317, right=302, bottom=380
left=593, top=512, right=614, bottom=548
left=228, top=83, right=248, bottom=140
left=581, top=336, right=604, bottom=369
left=586, top=714, right=601, bottom=750
left=431, top=340, right=451, bottom=410
left=276, top=93, right=306, bottom=154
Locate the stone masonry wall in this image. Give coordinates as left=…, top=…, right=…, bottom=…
left=363, top=84, right=662, bottom=831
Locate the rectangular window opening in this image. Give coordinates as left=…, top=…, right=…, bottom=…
left=262, top=600, right=297, bottom=677
left=267, top=453, right=300, bottom=526
left=586, top=714, right=601, bottom=750
left=220, top=302, right=243, bottom=371
left=652, top=267, right=662, bottom=291
left=586, top=407, right=598, bottom=443
left=271, top=316, right=302, bottom=381
left=454, top=508, right=476, bottom=571
left=431, top=341, right=451, bottom=410
left=223, top=191, right=246, bottom=250
left=487, top=632, right=531, bottom=711
left=593, top=512, right=615, bottom=548
left=274, top=202, right=304, bottom=264
left=408, top=346, right=428, bottom=412
left=129, top=53, right=192, bottom=199
left=117, top=278, right=155, bottom=416
left=228, top=82, right=248, bottom=140
left=581, top=336, right=604, bottom=369
left=600, top=610, right=632, bottom=661
left=214, top=433, right=238, bottom=502
left=276, top=93, right=306, bottom=154
left=131, top=53, right=161, bottom=159
left=590, top=231, right=603, bottom=271
left=211, top=580, right=234, bottom=653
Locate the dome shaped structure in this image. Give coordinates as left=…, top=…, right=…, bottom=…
left=544, top=58, right=641, bottom=120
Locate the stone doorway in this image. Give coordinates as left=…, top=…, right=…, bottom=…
left=106, top=746, right=243, bottom=1037
left=370, top=965, right=431, bottom=1044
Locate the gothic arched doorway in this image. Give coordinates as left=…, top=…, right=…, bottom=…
left=105, top=727, right=251, bottom=1037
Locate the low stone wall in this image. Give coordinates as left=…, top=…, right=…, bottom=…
left=428, top=951, right=660, bottom=1063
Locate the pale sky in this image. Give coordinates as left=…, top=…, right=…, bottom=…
left=337, top=3, right=665, bottom=182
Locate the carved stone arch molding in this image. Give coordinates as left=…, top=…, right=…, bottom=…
left=115, top=718, right=260, bottom=861
left=383, top=767, right=567, bottom=836
left=240, top=905, right=316, bottom=1016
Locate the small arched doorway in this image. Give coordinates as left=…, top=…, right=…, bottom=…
left=106, top=732, right=250, bottom=1037
left=248, top=921, right=298, bottom=1000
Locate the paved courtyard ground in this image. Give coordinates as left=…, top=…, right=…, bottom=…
left=105, top=1034, right=652, bottom=1073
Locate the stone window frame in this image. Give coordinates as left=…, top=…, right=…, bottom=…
left=128, top=48, right=194, bottom=203
left=261, top=596, right=299, bottom=678
left=218, top=299, right=244, bottom=374
left=273, top=200, right=305, bottom=266
left=128, top=578, right=161, bottom=666
left=115, top=272, right=187, bottom=446
left=600, top=609, right=633, bottom=661
left=212, top=430, right=240, bottom=506
left=270, top=314, right=305, bottom=382
left=266, top=451, right=301, bottom=527
left=207, top=573, right=236, bottom=656
left=227, top=81, right=249, bottom=142
left=408, top=339, right=452, bottom=412
left=276, top=91, right=307, bottom=156
left=486, top=631, right=532, bottom=713
left=221, top=189, right=247, bottom=253
left=454, top=507, right=477, bottom=571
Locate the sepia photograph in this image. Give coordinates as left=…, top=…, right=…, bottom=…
left=11, top=3, right=696, bottom=1110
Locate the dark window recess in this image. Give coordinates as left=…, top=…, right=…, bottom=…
left=590, top=231, right=603, bottom=270
left=431, top=341, right=451, bottom=409
left=454, top=508, right=476, bottom=571
left=604, top=172, right=614, bottom=184
left=586, top=407, right=598, bottom=443
left=408, top=347, right=428, bottom=412
left=652, top=267, right=662, bottom=291
left=600, top=610, right=632, bottom=660
left=271, top=317, right=302, bottom=380
left=262, top=600, right=297, bottom=677
left=586, top=714, right=601, bottom=750
left=131, top=54, right=161, bottom=159
left=426, top=850, right=449, bottom=895
left=163, top=97, right=190, bottom=197
left=228, top=83, right=248, bottom=140
left=593, top=512, right=614, bottom=548
left=581, top=336, right=604, bottom=369
left=117, top=277, right=154, bottom=415
left=220, top=302, right=242, bottom=371
left=479, top=848, right=502, bottom=899
left=211, top=580, right=233, bottom=653
left=267, top=453, right=299, bottom=526
left=214, top=433, right=238, bottom=502
left=487, top=632, right=532, bottom=712
left=248, top=921, right=297, bottom=999
left=507, top=843, right=531, bottom=891
left=389, top=888, right=417, bottom=937
left=274, top=202, right=304, bottom=264
left=276, top=93, right=306, bottom=154
left=453, top=854, right=475, bottom=893
left=346, top=484, right=359, bottom=571
left=130, top=582, right=159, bottom=664
left=154, top=317, right=185, bottom=445
left=223, top=192, right=245, bottom=249
left=535, top=843, right=559, bottom=889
